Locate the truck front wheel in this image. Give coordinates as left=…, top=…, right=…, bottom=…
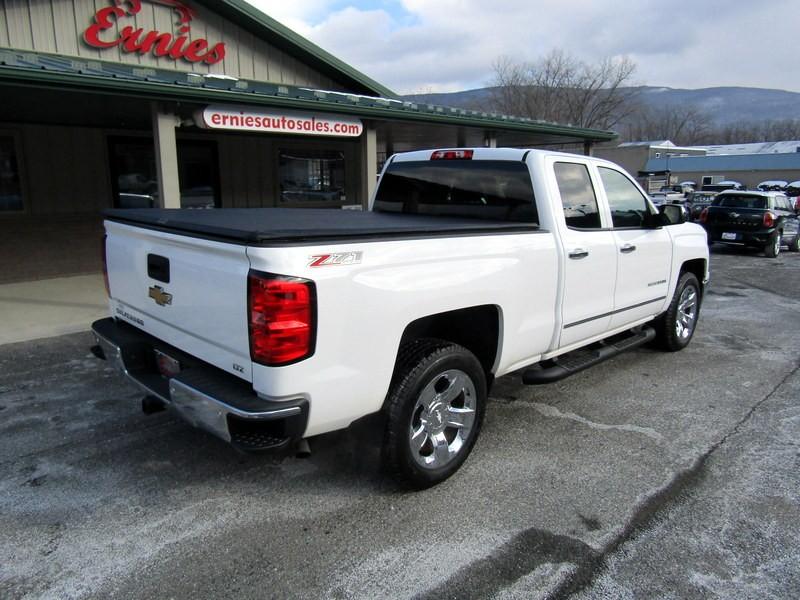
left=654, top=272, right=701, bottom=352
left=383, top=339, right=486, bottom=489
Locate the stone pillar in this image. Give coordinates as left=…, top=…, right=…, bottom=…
left=360, top=124, right=378, bottom=209
left=151, top=103, right=181, bottom=209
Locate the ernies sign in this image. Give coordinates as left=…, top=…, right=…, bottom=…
left=198, top=106, right=364, bottom=138
left=83, top=0, right=226, bottom=65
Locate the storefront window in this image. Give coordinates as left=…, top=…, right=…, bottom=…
left=109, top=137, right=159, bottom=209
left=279, top=149, right=346, bottom=205
left=0, top=135, right=24, bottom=212
left=108, top=137, right=220, bottom=209
left=177, top=141, right=220, bottom=209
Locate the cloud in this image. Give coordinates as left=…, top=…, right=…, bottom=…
left=246, top=0, right=800, bottom=94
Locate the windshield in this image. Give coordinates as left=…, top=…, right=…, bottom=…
left=373, top=160, right=537, bottom=223
left=714, top=195, right=767, bottom=209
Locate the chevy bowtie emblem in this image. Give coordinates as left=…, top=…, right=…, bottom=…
left=148, top=285, right=173, bottom=306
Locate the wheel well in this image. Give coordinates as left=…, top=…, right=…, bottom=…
left=399, top=306, right=500, bottom=380
left=680, top=258, right=707, bottom=296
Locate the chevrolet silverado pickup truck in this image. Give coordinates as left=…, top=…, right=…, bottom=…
left=91, top=148, right=709, bottom=488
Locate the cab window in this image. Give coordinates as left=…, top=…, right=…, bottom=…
left=554, top=162, right=601, bottom=229
left=599, top=167, right=652, bottom=228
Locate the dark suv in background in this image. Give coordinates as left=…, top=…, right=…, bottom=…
left=700, top=191, right=800, bottom=257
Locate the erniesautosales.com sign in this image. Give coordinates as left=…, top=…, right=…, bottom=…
left=197, top=105, right=364, bottom=137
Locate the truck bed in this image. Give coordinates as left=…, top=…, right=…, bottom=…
left=103, top=208, right=540, bottom=246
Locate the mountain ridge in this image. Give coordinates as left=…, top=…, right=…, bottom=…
left=402, top=86, right=800, bottom=126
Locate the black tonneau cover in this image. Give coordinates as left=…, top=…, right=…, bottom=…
left=103, top=208, right=539, bottom=245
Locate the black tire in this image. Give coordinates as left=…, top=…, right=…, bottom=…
left=788, top=233, right=800, bottom=253
left=383, top=339, right=486, bottom=489
left=654, top=272, right=701, bottom=352
left=765, top=232, right=781, bottom=258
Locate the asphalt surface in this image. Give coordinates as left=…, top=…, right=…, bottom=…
left=1, top=243, right=798, bottom=599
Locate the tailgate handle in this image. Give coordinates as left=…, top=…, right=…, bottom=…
left=147, top=254, right=170, bottom=283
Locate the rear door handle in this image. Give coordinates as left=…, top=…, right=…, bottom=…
left=569, top=248, right=589, bottom=260
left=620, top=244, right=637, bottom=254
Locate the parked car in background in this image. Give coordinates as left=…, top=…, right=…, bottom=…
left=653, top=185, right=687, bottom=205
left=700, top=190, right=800, bottom=257
left=685, top=191, right=717, bottom=221
left=757, top=180, right=789, bottom=191
left=786, top=181, right=800, bottom=198
left=702, top=181, right=745, bottom=193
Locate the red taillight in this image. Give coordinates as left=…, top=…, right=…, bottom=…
left=248, top=271, right=316, bottom=366
left=763, top=212, right=775, bottom=228
left=101, top=234, right=111, bottom=298
left=699, top=208, right=709, bottom=224
left=431, top=149, right=474, bottom=160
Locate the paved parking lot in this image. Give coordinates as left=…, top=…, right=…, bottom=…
left=1, top=245, right=798, bottom=600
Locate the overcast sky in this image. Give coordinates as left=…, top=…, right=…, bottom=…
left=245, top=0, right=799, bottom=95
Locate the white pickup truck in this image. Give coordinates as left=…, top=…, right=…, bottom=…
left=92, top=148, right=709, bottom=488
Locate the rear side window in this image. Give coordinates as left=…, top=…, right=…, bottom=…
left=373, top=160, right=537, bottom=223
left=715, top=195, right=767, bottom=210
left=554, top=162, right=601, bottom=229
left=599, top=167, right=652, bottom=229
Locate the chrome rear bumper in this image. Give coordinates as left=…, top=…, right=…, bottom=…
left=91, top=318, right=308, bottom=451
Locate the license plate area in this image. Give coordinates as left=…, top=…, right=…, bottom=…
left=154, top=349, right=182, bottom=378
left=722, top=232, right=738, bottom=241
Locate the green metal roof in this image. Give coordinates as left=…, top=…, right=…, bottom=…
left=0, top=49, right=616, bottom=143
left=200, top=0, right=397, bottom=99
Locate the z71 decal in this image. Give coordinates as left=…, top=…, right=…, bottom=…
left=308, top=252, right=363, bottom=267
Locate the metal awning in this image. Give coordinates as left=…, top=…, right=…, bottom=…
left=0, top=49, right=616, bottom=146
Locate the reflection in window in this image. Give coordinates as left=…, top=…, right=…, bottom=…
left=109, top=138, right=220, bottom=209
left=0, top=136, right=23, bottom=211
left=177, top=141, right=220, bottom=209
left=109, top=138, right=159, bottom=209
left=599, top=167, right=651, bottom=228
left=279, top=150, right=345, bottom=204
left=554, top=162, right=601, bottom=229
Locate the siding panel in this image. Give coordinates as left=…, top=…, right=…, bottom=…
left=4, top=0, right=34, bottom=49
left=51, top=0, right=79, bottom=55
left=0, top=2, right=9, bottom=47
left=28, top=0, right=56, bottom=52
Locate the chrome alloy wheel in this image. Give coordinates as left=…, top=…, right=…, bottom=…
left=409, top=369, right=477, bottom=470
left=675, top=286, right=698, bottom=341
left=772, top=234, right=781, bottom=256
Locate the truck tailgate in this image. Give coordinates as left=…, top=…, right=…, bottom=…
left=105, top=220, right=253, bottom=381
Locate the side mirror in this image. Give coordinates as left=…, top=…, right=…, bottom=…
left=658, top=203, right=687, bottom=225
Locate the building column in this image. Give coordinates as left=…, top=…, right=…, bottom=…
left=360, top=123, right=377, bottom=209
left=484, top=133, right=497, bottom=148
left=583, top=141, right=594, bottom=157
left=151, top=102, right=181, bottom=209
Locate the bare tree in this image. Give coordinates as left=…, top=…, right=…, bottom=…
left=487, top=50, right=638, bottom=131
left=623, top=104, right=715, bottom=145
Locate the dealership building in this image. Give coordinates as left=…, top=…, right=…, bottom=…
left=0, top=0, right=614, bottom=284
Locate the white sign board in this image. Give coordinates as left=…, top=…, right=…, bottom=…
left=197, top=105, right=363, bottom=137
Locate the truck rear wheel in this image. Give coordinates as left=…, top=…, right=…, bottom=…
left=383, top=339, right=486, bottom=489
left=654, top=272, right=701, bottom=352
